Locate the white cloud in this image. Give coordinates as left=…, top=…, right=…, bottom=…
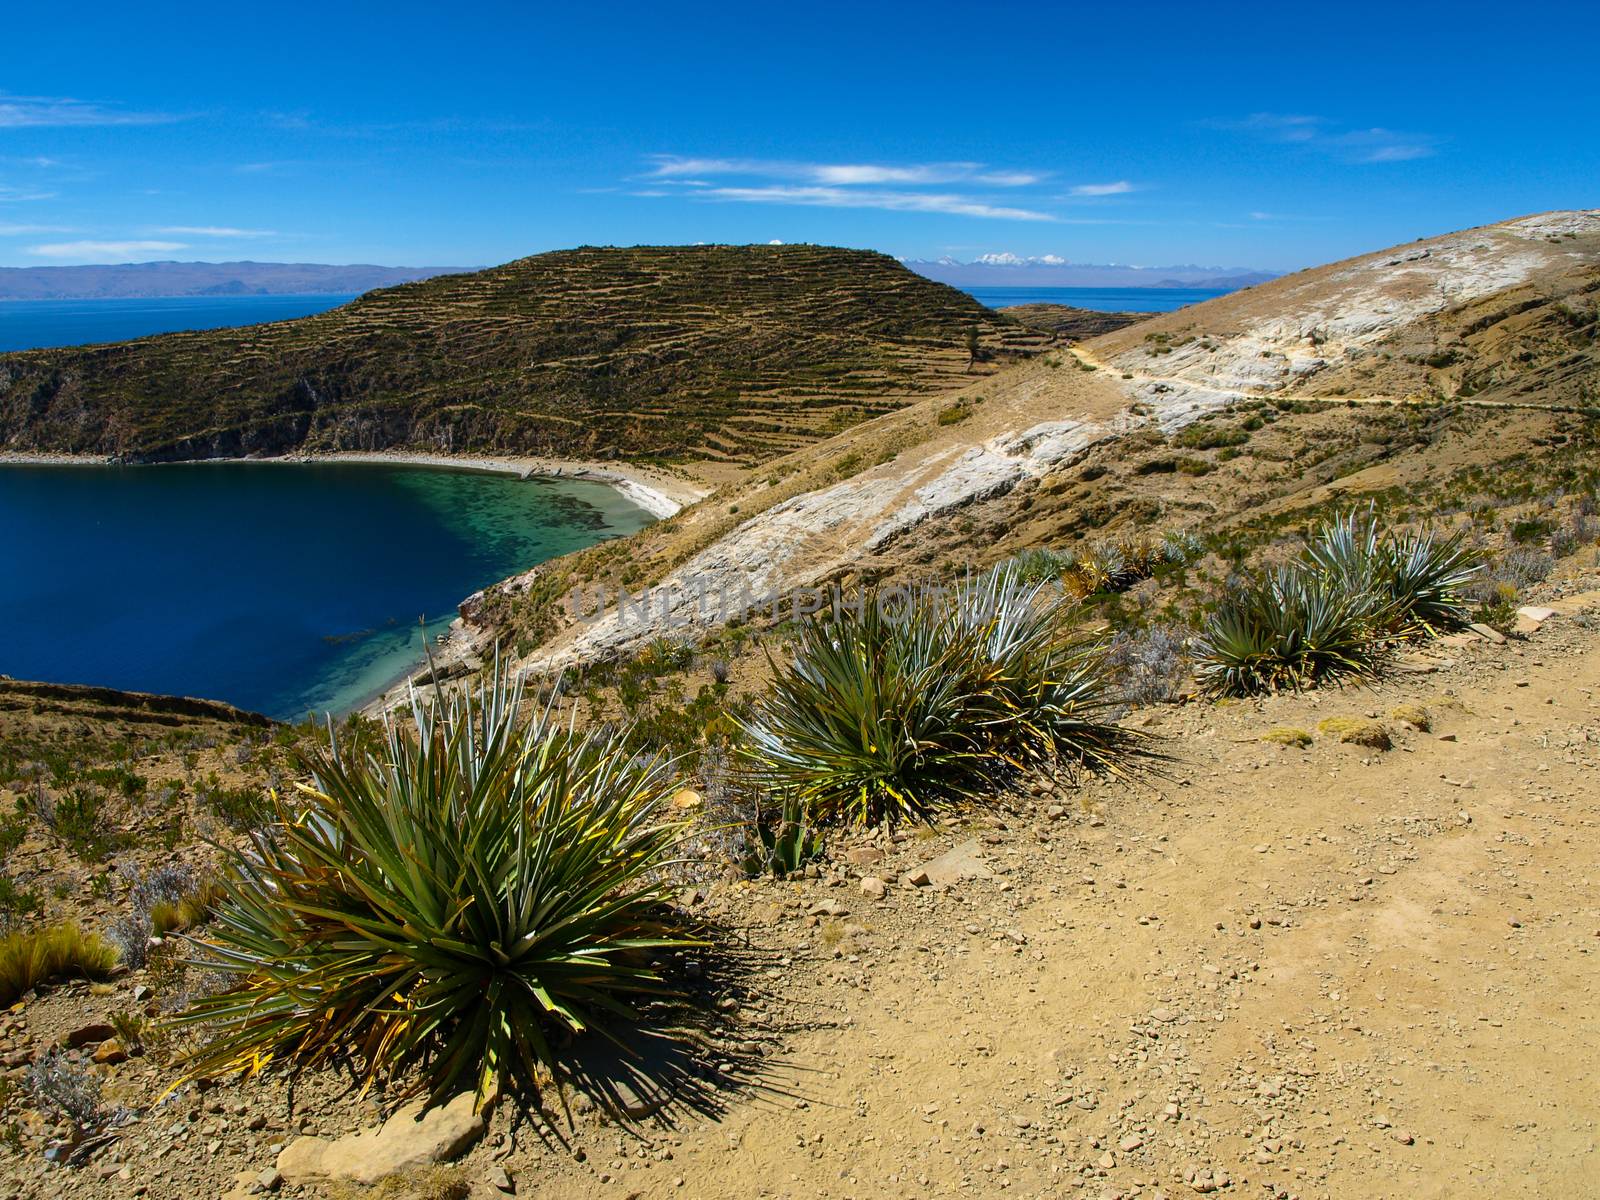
left=1332, top=130, right=1436, bottom=163
left=768, top=238, right=783, bottom=244
left=28, top=240, right=187, bottom=260
left=1212, top=113, right=1437, bottom=164
left=645, top=155, right=1044, bottom=189
left=0, top=185, right=57, bottom=203
left=1069, top=181, right=1135, bottom=196
left=154, top=226, right=277, bottom=237
left=0, top=93, right=176, bottom=128
left=701, top=185, right=1055, bottom=222
left=0, top=222, right=74, bottom=235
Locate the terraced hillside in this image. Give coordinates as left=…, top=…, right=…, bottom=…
left=0, top=245, right=1049, bottom=465
left=469, top=211, right=1599, bottom=671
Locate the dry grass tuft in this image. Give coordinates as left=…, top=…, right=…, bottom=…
left=1389, top=704, right=1432, bottom=731
left=1262, top=727, right=1314, bottom=748
left=1317, top=717, right=1393, bottom=750
left=0, top=923, right=120, bottom=1006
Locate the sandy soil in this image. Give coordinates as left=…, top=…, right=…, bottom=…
left=6, top=583, right=1597, bottom=1200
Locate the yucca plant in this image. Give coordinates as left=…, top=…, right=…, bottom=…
left=741, top=565, right=1145, bottom=827
left=1304, top=508, right=1481, bottom=637
left=742, top=594, right=978, bottom=826
left=1195, top=567, right=1380, bottom=696
left=170, top=664, right=701, bottom=1107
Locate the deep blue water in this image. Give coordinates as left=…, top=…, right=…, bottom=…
left=0, top=295, right=356, bottom=352
left=961, top=285, right=1229, bottom=313
left=0, top=463, right=652, bottom=718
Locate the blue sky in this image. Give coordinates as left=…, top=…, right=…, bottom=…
left=1, top=0, right=1594, bottom=272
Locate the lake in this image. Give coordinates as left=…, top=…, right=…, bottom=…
left=960, top=285, right=1228, bottom=312
left=0, top=288, right=1227, bottom=354
left=0, top=462, right=653, bottom=718
left=0, top=294, right=356, bottom=352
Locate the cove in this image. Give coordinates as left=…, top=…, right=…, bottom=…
left=0, top=461, right=653, bottom=719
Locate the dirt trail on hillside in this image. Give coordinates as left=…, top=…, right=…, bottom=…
left=510, top=596, right=1600, bottom=1200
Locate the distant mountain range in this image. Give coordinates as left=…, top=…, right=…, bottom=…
left=903, top=254, right=1279, bottom=290
left=0, top=261, right=470, bottom=301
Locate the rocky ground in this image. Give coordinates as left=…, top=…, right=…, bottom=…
left=4, top=578, right=1597, bottom=1200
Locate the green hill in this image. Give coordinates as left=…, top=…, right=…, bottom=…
left=0, top=244, right=1050, bottom=466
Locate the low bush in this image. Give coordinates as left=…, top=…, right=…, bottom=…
left=25, top=1049, right=108, bottom=1137
left=171, top=665, right=702, bottom=1107
left=741, top=564, right=1146, bottom=826
left=0, top=924, right=120, bottom=1006
left=1106, top=625, right=1191, bottom=705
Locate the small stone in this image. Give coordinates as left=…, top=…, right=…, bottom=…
left=255, top=1167, right=283, bottom=1193
left=1119, top=1133, right=1144, bottom=1152
left=808, top=898, right=848, bottom=917
left=91, top=1038, right=127, bottom=1065
left=1150, top=1007, right=1177, bottom=1023
left=859, top=876, right=887, bottom=901
left=61, top=1023, right=116, bottom=1050
left=486, top=1164, right=515, bottom=1193
left=1390, top=1130, right=1415, bottom=1145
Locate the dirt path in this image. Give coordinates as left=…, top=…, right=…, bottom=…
left=6, top=596, right=1597, bottom=1200
left=510, top=594, right=1599, bottom=1200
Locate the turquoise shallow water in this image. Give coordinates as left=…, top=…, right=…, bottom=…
left=0, top=462, right=652, bottom=718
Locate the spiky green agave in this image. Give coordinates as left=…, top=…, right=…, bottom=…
left=169, top=666, right=701, bottom=1107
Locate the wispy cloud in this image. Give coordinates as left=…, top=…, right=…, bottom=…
left=1208, top=113, right=1437, bottom=164
left=644, top=155, right=1046, bottom=188
left=154, top=225, right=277, bottom=238
left=0, top=185, right=57, bottom=203
left=0, top=222, right=75, bottom=235
left=0, top=93, right=178, bottom=129
left=27, top=239, right=186, bottom=260
left=234, top=161, right=296, bottom=175
left=693, top=185, right=1056, bottom=222
left=637, top=155, right=1062, bottom=221
left=1069, top=181, right=1136, bottom=196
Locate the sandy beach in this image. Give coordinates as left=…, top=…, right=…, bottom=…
left=0, top=448, right=707, bottom=518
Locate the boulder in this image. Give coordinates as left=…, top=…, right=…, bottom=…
left=277, top=1093, right=484, bottom=1186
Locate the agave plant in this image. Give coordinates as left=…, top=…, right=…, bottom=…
left=739, top=792, right=826, bottom=878
left=169, top=664, right=701, bottom=1107
left=741, top=564, right=1145, bottom=827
